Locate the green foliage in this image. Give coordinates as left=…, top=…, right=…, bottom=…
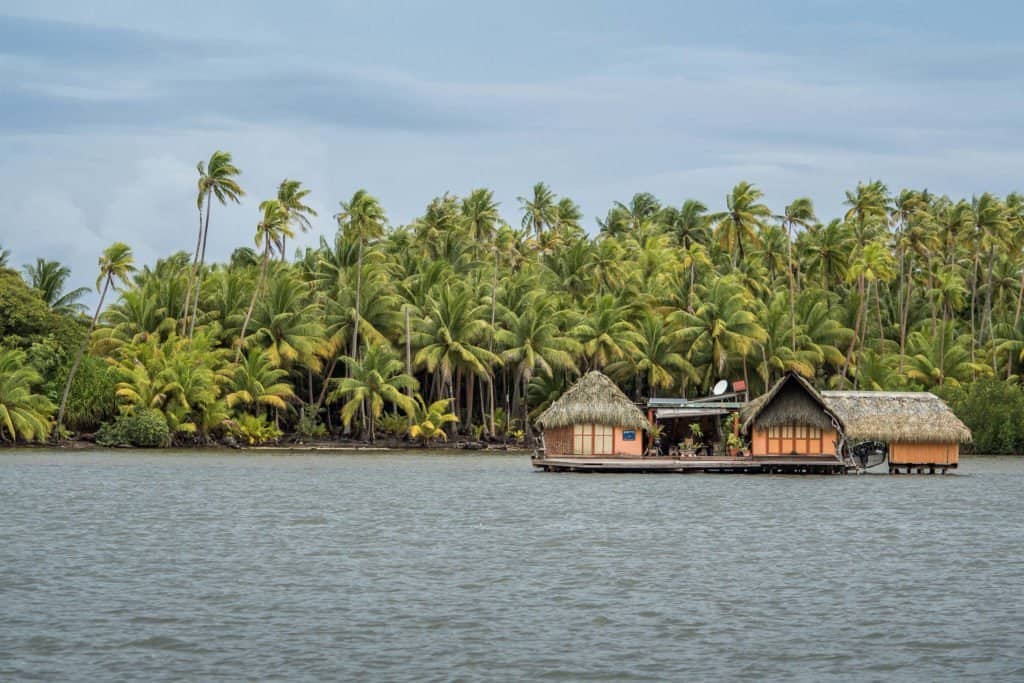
left=8, top=168, right=1024, bottom=449
left=294, top=408, right=328, bottom=439
left=0, top=347, right=55, bottom=442
left=51, top=355, right=118, bottom=432
left=942, top=379, right=1024, bottom=454
left=0, top=268, right=64, bottom=350
left=227, top=413, right=281, bottom=446
left=377, top=412, right=410, bottom=438
left=409, top=397, right=458, bottom=446
left=96, top=408, right=170, bottom=448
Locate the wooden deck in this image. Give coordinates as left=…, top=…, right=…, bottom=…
left=532, top=454, right=850, bottom=474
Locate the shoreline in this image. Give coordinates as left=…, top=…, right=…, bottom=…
left=2, top=439, right=533, bottom=455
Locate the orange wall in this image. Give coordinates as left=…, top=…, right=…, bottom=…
left=890, top=442, right=958, bottom=465
left=542, top=425, right=644, bottom=456
left=615, top=426, right=643, bottom=456
left=750, top=427, right=837, bottom=456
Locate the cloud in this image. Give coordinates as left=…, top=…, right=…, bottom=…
left=1, top=2, right=1023, bottom=307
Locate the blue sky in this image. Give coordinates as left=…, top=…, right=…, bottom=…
left=2, top=1, right=1023, bottom=297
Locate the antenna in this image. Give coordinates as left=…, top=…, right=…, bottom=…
left=712, top=379, right=728, bottom=396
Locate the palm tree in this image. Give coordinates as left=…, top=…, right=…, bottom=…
left=842, top=239, right=896, bottom=382
left=335, top=189, right=387, bottom=359
left=518, top=182, right=557, bottom=242
left=607, top=312, right=697, bottom=397
left=328, top=345, right=418, bottom=441
left=408, top=397, right=459, bottom=446
left=54, top=242, right=135, bottom=439
left=709, top=181, right=771, bottom=266
left=674, top=276, right=768, bottom=390
left=0, top=349, right=55, bottom=442
left=274, top=178, right=317, bottom=259
left=22, top=259, right=90, bottom=315
left=415, top=284, right=499, bottom=428
left=184, top=151, right=244, bottom=338
left=225, top=350, right=297, bottom=414
left=570, top=294, right=641, bottom=370
left=775, top=198, right=816, bottom=351
left=238, top=199, right=294, bottom=355
left=497, top=301, right=580, bottom=436
left=461, top=188, right=501, bottom=245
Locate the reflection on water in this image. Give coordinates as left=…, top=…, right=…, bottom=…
left=1, top=452, right=1023, bottom=681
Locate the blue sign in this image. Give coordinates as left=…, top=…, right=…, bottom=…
left=622, top=430, right=636, bottom=441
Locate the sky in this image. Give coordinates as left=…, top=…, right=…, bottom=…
left=2, top=1, right=1023, bottom=301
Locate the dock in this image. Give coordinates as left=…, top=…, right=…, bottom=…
left=531, top=454, right=849, bottom=474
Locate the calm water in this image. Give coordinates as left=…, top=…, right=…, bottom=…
left=1, top=451, right=1023, bottom=682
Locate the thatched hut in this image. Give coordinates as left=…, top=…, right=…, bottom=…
left=535, top=371, right=650, bottom=457
left=744, top=373, right=971, bottom=471
left=820, top=391, right=970, bottom=470
left=742, top=373, right=842, bottom=458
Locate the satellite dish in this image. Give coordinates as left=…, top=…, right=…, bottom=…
left=712, top=379, right=728, bottom=396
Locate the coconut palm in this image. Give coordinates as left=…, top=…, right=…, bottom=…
left=335, top=189, right=387, bottom=360
left=184, top=150, right=244, bottom=338
left=461, top=188, right=501, bottom=245
left=54, top=242, right=135, bottom=438
left=775, top=198, right=816, bottom=351
left=674, top=276, right=768, bottom=390
left=708, top=181, right=771, bottom=266
left=570, top=294, right=641, bottom=370
left=22, top=259, right=89, bottom=315
left=498, top=301, right=580, bottom=435
left=328, top=345, right=418, bottom=441
left=518, top=182, right=557, bottom=242
left=408, top=397, right=459, bottom=446
left=224, top=350, right=297, bottom=414
left=0, top=349, right=55, bottom=442
left=274, top=178, right=317, bottom=259
left=238, top=199, right=294, bottom=355
left=415, top=284, right=500, bottom=427
left=607, top=312, right=697, bottom=397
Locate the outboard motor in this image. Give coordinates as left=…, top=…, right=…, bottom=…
left=851, top=441, right=888, bottom=469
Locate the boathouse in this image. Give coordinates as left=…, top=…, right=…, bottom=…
left=535, top=371, right=650, bottom=457
left=744, top=373, right=971, bottom=473
left=820, top=390, right=970, bottom=473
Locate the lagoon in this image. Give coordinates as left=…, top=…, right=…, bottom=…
left=1, top=451, right=1023, bottom=681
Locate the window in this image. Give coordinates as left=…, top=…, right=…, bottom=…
left=768, top=424, right=821, bottom=439
left=573, top=424, right=615, bottom=455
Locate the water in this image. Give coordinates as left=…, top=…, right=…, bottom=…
left=1, top=451, right=1023, bottom=682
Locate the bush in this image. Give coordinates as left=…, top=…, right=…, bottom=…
left=96, top=408, right=170, bottom=448
left=942, top=379, right=1024, bottom=454
left=377, top=412, right=410, bottom=438
left=226, top=414, right=281, bottom=445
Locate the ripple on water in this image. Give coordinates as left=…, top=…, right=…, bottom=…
left=0, top=451, right=1023, bottom=681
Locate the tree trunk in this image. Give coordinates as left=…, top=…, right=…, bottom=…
left=786, top=222, right=797, bottom=352
left=237, top=244, right=270, bottom=359
left=899, top=265, right=914, bottom=373
left=54, top=277, right=110, bottom=439
left=182, top=202, right=204, bottom=335
left=352, top=238, right=364, bottom=360
left=405, top=305, right=413, bottom=427
left=841, top=275, right=866, bottom=382
left=189, top=195, right=213, bottom=340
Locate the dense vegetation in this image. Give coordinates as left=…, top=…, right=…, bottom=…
left=1, top=151, right=1023, bottom=452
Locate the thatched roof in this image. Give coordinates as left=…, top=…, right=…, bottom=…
left=821, top=391, right=972, bottom=444
left=741, top=373, right=840, bottom=433
left=743, top=373, right=972, bottom=444
left=535, top=371, right=651, bottom=432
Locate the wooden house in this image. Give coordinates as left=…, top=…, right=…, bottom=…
left=820, top=391, right=970, bottom=473
left=742, top=373, right=842, bottom=462
left=743, top=373, right=971, bottom=473
left=535, top=371, right=650, bottom=457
